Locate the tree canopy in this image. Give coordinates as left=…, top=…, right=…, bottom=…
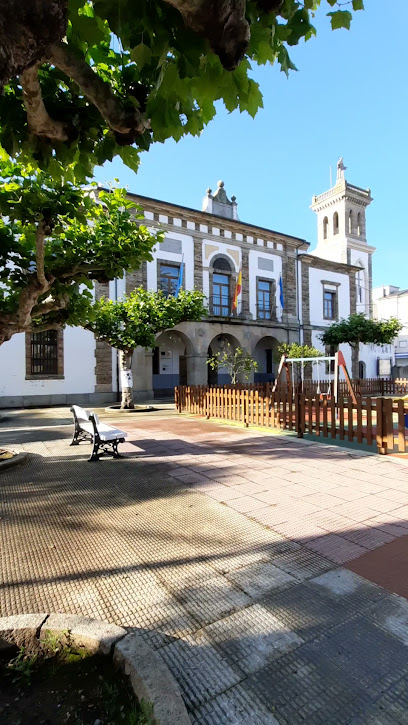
left=89, top=287, right=206, bottom=353
left=321, top=313, right=402, bottom=377
left=88, top=287, right=206, bottom=407
left=321, top=314, right=402, bottom=349
left=0, top=0, right=364, bottom=180
left=0, top=160, right=160, bottom=344
left=278, top=342, right=323, bottom=359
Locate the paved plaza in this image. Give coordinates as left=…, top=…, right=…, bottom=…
left=1, top=406, right=408, bottom=724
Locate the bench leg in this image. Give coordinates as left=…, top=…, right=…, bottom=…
left=70, top=426, right=80, bottom=445
left=88, top=438, right=100, bottom=462
left=112, top=440, right=121, bottom=459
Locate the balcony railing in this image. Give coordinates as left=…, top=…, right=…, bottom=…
left=210, top=294, right=232, bottom=317
left=256, top=304, right=276, bottom=321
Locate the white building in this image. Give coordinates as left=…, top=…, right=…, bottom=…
left=373, top=286, right=408, bottom=377
left=0, top=161, right=396, bottom=407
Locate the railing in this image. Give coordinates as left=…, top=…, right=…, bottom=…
left=210, top=294, right=231, bottom=317
left=175, top=385, right=408, bottom=455
left=256, top=304, right=276, bottom=321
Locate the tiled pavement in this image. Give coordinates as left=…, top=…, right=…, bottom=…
left=1, top=407, right=408, bottom=724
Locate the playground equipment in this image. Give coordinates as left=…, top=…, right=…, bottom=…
left=272, top=350, right=357, bottom=404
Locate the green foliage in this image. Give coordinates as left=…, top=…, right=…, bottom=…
left=321, top=313, right=402, bottom=348
left=88, top=287, right=207, bottom=353
left=0, top=1, right=364, bottom=180
left=7, top=646, right=38, bottom=686
left=0, top=160, right=161, bottom=340
left=278, top=342, right=323, bottom=359
left=207, top=343, right=258, bottom=385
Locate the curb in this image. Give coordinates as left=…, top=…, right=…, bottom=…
left=0, top=613, right=190, bottom=725
left=0, top=452, right=27, bottom=473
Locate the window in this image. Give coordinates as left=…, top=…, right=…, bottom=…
left=212, top=273, right=230, bottom=316
left=257, top=279, right=274, bottom=319
left=348, top=210, right=353, bottom=234
left=358, top=361, right=366, bottom=379
left=323, top=289, right=336, bottom=320
left=325, top=345, right=337, bottom=375
left=357, top=212, right=361, bottom=236
left=356, top=269, right=364, bottom=304
left=323, top=216, right=328, bottom=240
left=159, top=263, right=180, bottom=296
left=30, top=330, right=59, bottom=375
left=211, top=257, right=232, bottom=316
left=333, top=212, right=339, bottom=235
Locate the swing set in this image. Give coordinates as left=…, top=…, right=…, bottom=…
left=272, top=350, right=357, bottom=404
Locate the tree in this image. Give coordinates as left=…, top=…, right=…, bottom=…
left=0, top=160, right=161, bottom=345
left=321, top=313, right=402, bottom=378
left=207, top=343, right=258, bottom=385
left=87, top=287, right=206, bottom=408
left=0, top=1, right=364, bottom=180
left=277, top=342, right=323, bottom=359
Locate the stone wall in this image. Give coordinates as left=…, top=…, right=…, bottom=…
left=94, top=282, right=112, bottom=393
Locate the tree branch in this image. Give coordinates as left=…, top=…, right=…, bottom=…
left=31, top=293, right=70, bottom=317
left=35, top=220, right=47, bottom=287
left=20, top=63, right=69, bottom=141
left=162, top=0, right=249, bottom=70
left=48, top=42, right=149, bottom=142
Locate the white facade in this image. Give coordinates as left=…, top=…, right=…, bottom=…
left=0, top=163, right=400, bottom=407
left=373, top=286, right=408, bottom=376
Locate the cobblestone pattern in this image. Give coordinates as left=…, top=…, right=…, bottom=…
left=1, top=410, right=408, bottom=723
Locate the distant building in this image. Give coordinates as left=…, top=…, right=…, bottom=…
left=0, top=162, right=395, bottom=407
left=373, top=286, right=408, bottom=377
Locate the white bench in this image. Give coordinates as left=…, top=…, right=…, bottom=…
left=70, top=405, right=127, bottom=461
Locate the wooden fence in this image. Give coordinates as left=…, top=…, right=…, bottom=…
left=175, top=385, right=408, bottom=455
left=220, top=378, right=408, bottom=398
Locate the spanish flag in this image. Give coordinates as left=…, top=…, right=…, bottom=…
left=231, top=266, right=242, bottom=314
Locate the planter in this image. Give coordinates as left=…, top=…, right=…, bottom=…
left=105, top=405, right=156, bottom=413
left=0, top=614, right=189, bottom=725
left=0, top=451, right=27, bottom=473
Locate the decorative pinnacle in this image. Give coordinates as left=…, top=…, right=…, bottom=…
left=217, top=180, right=224, bottom=188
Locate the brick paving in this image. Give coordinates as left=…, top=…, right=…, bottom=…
left=1, top=407, right=408, bottom=724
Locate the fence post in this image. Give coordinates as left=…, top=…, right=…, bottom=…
left=244, top=390, right=249, bottom=427
left=295, top=391, right=303, bottom=438
left=376, top=398, right=387, bottom=455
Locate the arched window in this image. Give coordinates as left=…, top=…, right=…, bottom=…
left=323, top=216, right=328, bottom=240
left=211, top=257, right=232, bottom=316
left=348, top=210, right=353, bottom=234
left=357, top=212, right=361, bottom=236
left=333, top=212, right=339, bottom=235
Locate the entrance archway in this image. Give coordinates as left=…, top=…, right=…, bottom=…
left=207, top=333, right=241, bottom=386
left=153, top=330, right=193, bottom=397
left=253, top=336, right=279, bottom=383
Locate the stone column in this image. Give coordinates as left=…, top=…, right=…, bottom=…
left=186, top=353, right=208, bottom=386
left=241, top=248, right=250, bottom=318
left=132, top=348, right=154, bottom=401
left=94, top=282, right=112, bottom=394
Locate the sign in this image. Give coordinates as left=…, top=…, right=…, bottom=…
left=120, top=369, right=133, bottom=389
left=377, top=358, right=392, bottom=377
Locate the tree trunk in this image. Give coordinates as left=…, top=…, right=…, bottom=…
left=120, top=350, right=134, bottom=409
left=351, top=343, right=359, bottom=379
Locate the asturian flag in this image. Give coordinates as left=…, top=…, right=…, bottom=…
left=231, top=266, right=242, bottom=314
left=279, top=273, right=284, bottom=310
left=174, top=255, right=184, bottom=298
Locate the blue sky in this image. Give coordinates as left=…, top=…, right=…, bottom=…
left=94, top=1, right=408, bottom=290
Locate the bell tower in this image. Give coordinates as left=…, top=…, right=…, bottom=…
left=311, top=159, right=376, bottom=316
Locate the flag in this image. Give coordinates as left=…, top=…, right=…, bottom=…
left=174, top=256, right=184, bottom=298
left=231, top=266, right=242, bottom=314
left=279, top=273, right=284, bottom=310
